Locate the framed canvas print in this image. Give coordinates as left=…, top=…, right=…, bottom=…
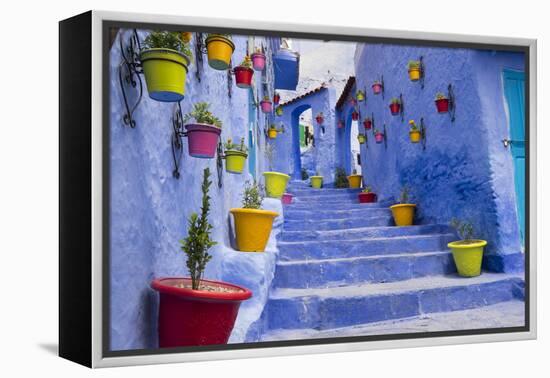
left=59, top=10, right=537, bottom=368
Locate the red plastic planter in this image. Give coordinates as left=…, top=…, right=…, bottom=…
left=151, top=277, right=252, bottom=348
left=352, top=112, right=359, bottom=121
left=234, top=66, right=254, bottom=88
left=363, top=120, right=372, bottom=130
left=358, top=192, right=377, bottom=203
left=435, top=98, right=450, bottom=113
left=316, top=116, right=324, bottom=124
left=389, top=103, right=401, bottom=115
left=260, top=100, right=273, bottom=113
left=273, top=94, right=280, bottom=105
left=251, top=53, right=266, bottom=71
left=375, top=132, right=384, bottom=143
left=372, top=83, right=382, bottom=94
left=185, top=123, right=222, bottom=158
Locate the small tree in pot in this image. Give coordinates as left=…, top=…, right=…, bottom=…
left=358, top=186, right=377, bottom=203
left=334, top=166, right=349, bottom=188
left=448, top=219, right=487, bottom=277
left=435, top=92, right=450, bottom=113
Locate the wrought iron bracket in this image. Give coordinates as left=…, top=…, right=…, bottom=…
left=194, top=32, right=205, bottom=82
left=420, top=117, right=427, bottom=150
left=216, top=141, right=224, bottom=189
left=383, top=123, right=388, bottom=149
left=399, top=93, right=405, bottom=122
left=381, top=75, right=385, bottom=100
left=419, top=56, right=425, bottom=89
left=171, top=102, right=188, bottom=179
left=118, top=29, right=143, bottom=128
left=447, top=83, right=456, bottom=122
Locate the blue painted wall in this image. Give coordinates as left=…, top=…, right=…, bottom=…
left=353, top=43, right=525, bottom=272
left=109, top=30, right=283, bottom=351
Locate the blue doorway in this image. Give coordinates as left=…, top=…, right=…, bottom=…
left=503, top=69, right=525, bottom=242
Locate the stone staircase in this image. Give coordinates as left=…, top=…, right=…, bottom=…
left=253, top=180, right=525, bottom=340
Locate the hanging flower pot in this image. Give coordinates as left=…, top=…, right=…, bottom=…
left=358, top=187, right=377, bottom=203
left=408, top=60, right=421, bottom=81
left=374, top=130, right=384, bottom=144
left=356, top=90, right=366, bottom=102
left=310, top=175, right=323, bottom=189
left=183, top=102, right=222, bottom=158
left=337, top=120, right=344, bottom=129
left=389, top=98, right=401, bottom=115
left=408, top=120, right=421, bottom=143
left=205, top=34, right=235, bottom=70
left=260, top=97, right=273, bottom=113
left=282, top=193, right=293, bottom=205
left=273, top=92, right=280, bottom=105
left=251, top=49, right=266, bottom=71
left=267, top=124, right=280, bottom=139
left=140, top=31, right=192, bottom=102
left=435, top=93, right=450, bottom=113
left=315, top=112, right=324, bottom=124
left=275, top=106, right=283, bottom=116
left=348, top=171, right=362, bottom=188
left=263, top=172, right=290, bottom=198
left=224, top=138, right=248, bottom=174
left=352, top=111, right=359, bottom=121
left=448, top=219, right=486, bottom=277
left=357, top=134, right=366, bottom=145
left=350, top=98, right=357, bottom=106
left=372, top=81, right=383, bottom=94
left=234, top=56, right=254, bottom=88
left=363, top=118, right=372, bottom=130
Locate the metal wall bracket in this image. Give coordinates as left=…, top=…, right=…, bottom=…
left=447, top=83, right=456, bottom=122
left=381, top=75, right=385, bottom=99
left=171, top=102, right=187, bottom=179
left=118, top=29, right=143, bottom=128
left=216, top=141, right=224, bottom=189
left=194, top=32, right=205, bottom=82
left=383, top=123, right=388, bottom=149
left=399, top=93, right=405, bottom=122
left=419, top=56, right=425, bottom=89
left=420, top=117, right=427, bottom=150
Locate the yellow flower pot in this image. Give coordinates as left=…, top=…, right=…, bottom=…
left=409, top=130, right=421, bottom=143
left=268, top=129, right=278, bottom=139
left=230, top=208, right=279, bottom=252
left=180, top=32, right=193, bottom=43
left=390, top=203, right=416, bottom=226
left=205, top=35, right=235, bottom=70
left=408, top=68, right=421, bottom=81
left=225, top=150, right=247, bottom=174
left=263, top=172, right=290, bottom=198
left=140, top=48, right=190, bottom=102
left=347, top=175, right=362, bottom=188
left=448, top=240, right=487, bottom=277
left=310, top=176, right=323, bottom=189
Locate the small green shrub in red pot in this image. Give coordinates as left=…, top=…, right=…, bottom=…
left=352, top=110, right=359, bottom=121
left=435, top=92, right=450, bottom=113
left=234, top=56, right=254, bottom=88
left=358, top=186, right=377, bottom=203
left=273, top=92, right=280, bottom=105
left=151, top=168, right=252, bottom=348
left=389, top=97, right=401, bottom=115
left=363, top=117, right=372, bottom=130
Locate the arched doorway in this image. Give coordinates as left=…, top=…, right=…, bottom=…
left=290, top=104, right=314, bottom=180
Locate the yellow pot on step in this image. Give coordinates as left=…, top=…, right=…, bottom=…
left=409, top=130, right=421, bottom=143
left=390, top=203, right=416, bottom=226
left=448, top=240, right=487, bottom=277
left=263, top=172, right=290, bottom=198
left=205, top=35, right=235, bottom=70
left=310, top=176, right=323, bottom=189
left=230, top=208, right=279, bottom=252
left=408, top=68, right=421, bottom=81
left=140, top=48, right=190, bottom=102
left=225, top=150, right=247, bottom=174
left=348, top=175, right=362, bottom=188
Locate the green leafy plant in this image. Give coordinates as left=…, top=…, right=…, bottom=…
left=301, top=168, right=309, bottom=180
left=373, top=80, right=381, bottom=85
left=239, top=55, right=253, bottom=68
left=224, top=137, right=248, bottom=153
left=399, top=186, right=410, bottom=204
left=334, top=167, right=349, bottom=188
left=408, top=60, right=421, bottom=69
left=180, top=168, right=217, bottom=290
left=390, top=97, right=401, bottom=104
left=183, top=102, right=222, bottom=128
left=435, top=92, right=448, bottom=101
left=374, top=128, right=383, bottom=135
left=242, top=180, right=264, bottom=209
left=362, top=186, right=372, bottom=193
left=143, top=31, right=192, bottom=58
left=409, top=120, right=419, bottom=131
left=450, top=218, right=476, bottom=242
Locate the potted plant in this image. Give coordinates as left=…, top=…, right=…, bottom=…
left=224, top=137, right=248, bottom=174
left=268, top=124, right=279, bottom=139
left=372, top=80, right=383, bottom=94
left=234, top=56, right=254, bottom=88
left=358, top=186, right=377, bottom=203
left=352, top=110, right=360, bottom=121
left=408, top=60, right=421, bottom=81
left=389, top=98, right=401, bottom=115
left=390, top=186, right=416, bottom=226
left=205, top=34, right=235, bottom=70
left=374, top=129, right=384, bottom=144
left=356, top=90, right=366, bottom=102
left=251, top=47, right=266, bottom=71
left=448, top=219, right=487, bottom=277
left=363, top=117, right=372, bottom=130
left=301, top=168, right=309, bottom=181
left=140, top=31, right=192, bottom=102
left=262, top=143, right=290, bottom=198
left=310, top=171, right=323, bottom=189
left=334, top=167, right=349, bottom=188
left=260, top=95, right=273, bottom=113
left=273, top=92, right=280, bottom=105
left=183, top=102, right=222, bottom=158
left=230, top=180, right=279, bottom=252
left=408, top=119, right=421, bottom=143
left=347, top=169, right=362, bottom=188
left=338, top=119, right=344, bottom=129
left=275, top=106, right=283, bottom=116
left=282, top=193, right=293, bottom=205
left=151, top=168, right=252, bottom=347
left=315, top=112, right=324, bottom=124
left=435, top=92, right=450, bottom=113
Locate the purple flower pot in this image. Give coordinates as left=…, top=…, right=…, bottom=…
left=185, top=123, right=222, bottom=158
left=260, top=101, right=273, bottom=113
left=251, top=53, right=266, bottom=71
left=282, top=193, right=293, bottom=205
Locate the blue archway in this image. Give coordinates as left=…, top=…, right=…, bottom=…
left=290, top=104, right=312, bottom=180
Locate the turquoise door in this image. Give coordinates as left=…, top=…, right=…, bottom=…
left=503, top=69, right=525, bottom=242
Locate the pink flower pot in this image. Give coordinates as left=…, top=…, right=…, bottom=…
left=251, top=53, right=266, bottom=71
left=372, top=83, right=382, bottom=94
left=260, top=101, right=273, bottom=113
left=282, top=193, right=293, bottom=205
left=375, top=132, right=384, bottom=144
left=185, top=123, right=222, bottom=158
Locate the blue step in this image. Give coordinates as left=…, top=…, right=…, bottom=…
left=285, top=207, right=392, bottom=221
left=289, top=188, right=362, bottom=196
left=279, top=224, right=453, bottom=242
left=264, top=273, right=524, bottom=330
left=283, top=216, right=392, bottom=231
left=273, top=251, right=456, bottom=288
left=278, top=233, right=456, bottom=261
left=289, top=201, right=387, bottom=211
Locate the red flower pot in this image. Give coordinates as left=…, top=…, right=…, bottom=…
left=316, top=116, right=324, bottom=124
left=234, top=66, right=254, bottom=88
left=185, top=123, right=222, bottom=158
left=282, top=193, right=293, bottom=205
left=372, top=83, right=382, bottom=94
left=358, top=192, right=377, bottom=203
left=375, top=132, right=384, bottom=143
left=389, top=103, right=401, bottom=115
left=435, top=98, right=450, bottom=113
left=260, top=100, right=273, bottom=113
left=273, top=94, right=280, bottom=105
left=352, top=112, right=359, bottom=121
left=363, top=120, right=372, bottom=130
left=151, top=277, right=252, bottom=347
left=251, top=52, right=266, bottom=71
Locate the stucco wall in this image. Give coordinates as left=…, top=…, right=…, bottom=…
left=109, top=30, right=281, bottom=350
left=353, top=43, right=524, bottom=272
